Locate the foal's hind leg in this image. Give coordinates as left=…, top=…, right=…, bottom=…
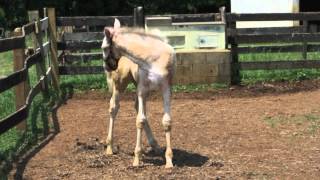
left=162, top=84, right=173, bottom=168
left=134, top=96, right=160, bottom=152
left=105, top=88, right=120, bottom=155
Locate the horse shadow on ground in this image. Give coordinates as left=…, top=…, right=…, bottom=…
left=144, top=148, right=209, bottom=167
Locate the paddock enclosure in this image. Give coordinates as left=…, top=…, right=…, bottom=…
left=1, top=6, right=320, bottom=179
left=21, top=82, right=320, bottom=179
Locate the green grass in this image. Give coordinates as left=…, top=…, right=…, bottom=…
left=263, top=113, right=320, bottom=136
left=0, top=47, right=57, bottom=176
left=0, top=51, right=13, bottom=76
left=240, top=51, right=320, bottom=84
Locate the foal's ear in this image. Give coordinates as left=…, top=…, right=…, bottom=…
left=114, top=18, right=121, bottom=29
left=104, top=27, right=113, bottom=38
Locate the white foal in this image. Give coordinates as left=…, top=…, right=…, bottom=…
left=103, top=56, right=160, bottom=156
left=101, top=19, right=176, bottom=168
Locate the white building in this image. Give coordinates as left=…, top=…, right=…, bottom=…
left=231, top=0, right=299, bottom=28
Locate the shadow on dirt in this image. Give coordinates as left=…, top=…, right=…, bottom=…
left=144, top=148, right=209, bottom=167
left=173, top=149, right=209, bottom=167
left=13, top=90, right=67, bottom=179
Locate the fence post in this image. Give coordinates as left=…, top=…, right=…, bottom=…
left=302, top=20, right=308, bottom=60
left=13, top=28, right=29, bottom=131
left=46, top=8, right=61, bottom=94
left=219, top=6, right=227, bottom=49
left=229, top=21, right=240, bottom=85
left=133, top=6, right=144, bottom=28
left=28, top=11, right=49, bottom=94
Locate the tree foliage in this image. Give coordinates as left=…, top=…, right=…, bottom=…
left=0, top=0, right=229, bottom=30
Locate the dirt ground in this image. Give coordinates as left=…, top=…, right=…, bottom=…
left=17, top=80, right=320, bottom=179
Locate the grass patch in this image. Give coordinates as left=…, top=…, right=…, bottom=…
left=263, top=113, right=320, bottom=136
left=172, top=83, right=227, bottom=92
left=0, top=46, right=57, bottom=176
left=0, top=51, right=13, bottom=76
left=239, top=50, right=320, bottom=85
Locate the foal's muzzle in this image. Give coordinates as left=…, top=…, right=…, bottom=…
left=104, top=56, right=118, bottom=72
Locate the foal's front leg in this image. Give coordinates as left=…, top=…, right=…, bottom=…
left=133, top=87, right=147, bottom=167
left=134, top=96, right=160, bottom=152
left=105, top=88, right=120, bottom=155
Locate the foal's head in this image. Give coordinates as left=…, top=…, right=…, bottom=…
left=101, top=19, right=121, bottom=72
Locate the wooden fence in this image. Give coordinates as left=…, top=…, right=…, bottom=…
left=56, top=7, right=223, bottom=75
left=226, top=12, right=320, bottom=84
left=0, top=8, right=60, bottom=135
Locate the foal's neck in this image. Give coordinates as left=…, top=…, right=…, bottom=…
left=113, top=30, right=174, bottom=72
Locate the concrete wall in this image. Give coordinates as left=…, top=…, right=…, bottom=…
left=173, top=49, right=231, bottom=85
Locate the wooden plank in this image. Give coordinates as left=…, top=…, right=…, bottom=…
left=29, top=11, right=49, bottom=96
left=28, top=10, right=43, bottom=86
left=0, top=69, right=28, bottom=93
left=13, top=28, right=28, bottom=131
left=59, top=66, right=104, bottom=75
left=64, top=52, right=102, bottom=63
left=149, top=13, right=219, bottom=22
left=57, top=41, right=101, bottom=50
left=45, top=67, right=52, bottom=82
left=234, top=33, right=320, bottom=44
left=219, top=6, right=226, bottom=23
left=38, top=41, right=50, bottom=56
left=302, top=20, right=308, bottom=60
left=40, top=17, right=49, bottom=31
left=228, top=26, right=303, bottom=36
left=25, top=80, right=41, bottom=106
left=25, top=52, right=42, bottom=68
left=238, top=44, right=320, bottom=53
left=134, top=6, right=144, bottom=27
left=220, top=6, right=227, bottom=49
left=0, top=106, right=28, bottom=135
left=22, top=22, right=36, bottom=35
left=229, top=21, right=240, bottom=85
left=240, top=60, right=320, bottom=70
left=47, top=8, right=61, bottom=92
left=226, top=12, right=320, bottom=22
left=56, top=16, right=133, bottom=27
left=62, top=32, right=104, bottom=41
left=0, top=36, right=25, bottom=53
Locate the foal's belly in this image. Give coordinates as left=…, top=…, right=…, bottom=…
left=143, top=66, right=167, bottom=91
left=148, top=72, right=163, bottom=90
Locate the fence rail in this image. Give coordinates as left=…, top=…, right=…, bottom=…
left=226, top=12, right=320, bottom=84
left=56, top=16, right=134, bottom=27
left=56, top=7, right=146, bottom=75
left=0, top=10, right=59, bottom=135
left=226, top=12, right=320, bottom=21
left=238, top=44, right=320, bottom=53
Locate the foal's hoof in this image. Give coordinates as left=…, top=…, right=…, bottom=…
left=132, top=158, right=141, bottom=167
left=165, top=162, right=174, bottom=169
left=105, top=146, right=113, bottom=155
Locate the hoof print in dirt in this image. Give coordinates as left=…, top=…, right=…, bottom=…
left=74, top=137, right=104, bottom=152
left=205, top=160, right=224, bottom=169
left=87, top=155, right=110, bottom=168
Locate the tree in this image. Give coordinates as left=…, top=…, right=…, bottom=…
left=0, top=0, right=27, bottom=30
left=1, top=0, right=229, bottom=29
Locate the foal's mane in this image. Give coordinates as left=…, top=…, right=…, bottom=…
left=119, top=28, right=168, bottom=43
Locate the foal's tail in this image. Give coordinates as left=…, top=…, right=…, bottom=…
left=147, top=28, right=168, bottom=43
